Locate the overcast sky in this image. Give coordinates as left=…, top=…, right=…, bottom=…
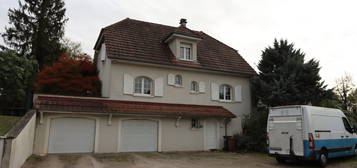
left=1, top=0, right=356, bottom=87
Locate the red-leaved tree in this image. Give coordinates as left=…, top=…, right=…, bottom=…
left=35, top=53, right=101, bottom=96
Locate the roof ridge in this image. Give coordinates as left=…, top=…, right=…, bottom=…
left=107, top=18, right=177, bottom=29
left=103, top=17, right=131, bottom=29
left=173, top=26, right=202, bottom=38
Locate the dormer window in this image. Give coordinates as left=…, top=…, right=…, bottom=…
left=180, top=43, right=193, bottom=61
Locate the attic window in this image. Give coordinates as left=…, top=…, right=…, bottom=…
left=179, top=43, right=193, bottom=61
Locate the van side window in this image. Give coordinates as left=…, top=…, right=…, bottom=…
left=342, top=117, right=353, bottom=134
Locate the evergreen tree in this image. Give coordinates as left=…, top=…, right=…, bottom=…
left=2, top=0, right=68, bottom=69
left=0, top=49, right=38, bottom=110
left=253, top=39, right=331, bottom=107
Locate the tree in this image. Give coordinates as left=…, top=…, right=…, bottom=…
left=335, top=74, right=356, bottom=111
left=61, top=38, right=83, bottom=56
left=35, top=53, right=101, bottom=96
left=0, top=49, right=37, bottom=109
left=2, top=0, right=68, bottom=68
left=351, top=89, right=357, bottom=113
left=253, top=39, right=331, bottom=107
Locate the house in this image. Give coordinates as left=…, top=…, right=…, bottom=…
left=32, top=18, right=256, bottom=154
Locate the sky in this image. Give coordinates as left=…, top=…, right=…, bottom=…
left=0, top=0, right=356, bottom=88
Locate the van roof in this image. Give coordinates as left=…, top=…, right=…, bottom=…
left=270, top=105, right=339, bottom=111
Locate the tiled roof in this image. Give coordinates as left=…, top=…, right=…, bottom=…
left=95, top=18, right=256, bottom=76
left=35, top=96, right=236, bottom=118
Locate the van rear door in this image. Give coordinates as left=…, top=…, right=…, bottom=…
left=268, top=107, right=304, bottom=156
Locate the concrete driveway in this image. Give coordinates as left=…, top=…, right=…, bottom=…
left=22, top=152, right=357, bottom=168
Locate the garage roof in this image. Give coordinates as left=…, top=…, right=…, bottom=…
left=35, top=96, right=236, bottom=118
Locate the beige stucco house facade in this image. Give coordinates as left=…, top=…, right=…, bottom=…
left=33, top=18, right=256, bottom=154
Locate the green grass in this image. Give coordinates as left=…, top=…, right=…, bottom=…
left=0, top=115, right=21, bottom=136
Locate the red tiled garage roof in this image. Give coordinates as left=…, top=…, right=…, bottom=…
left=35, top=96, right=236, bottom=118
left=94, top=18, right=256, bottom=77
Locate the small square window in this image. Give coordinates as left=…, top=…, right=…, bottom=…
left=192, top=119, right=202, bottom=128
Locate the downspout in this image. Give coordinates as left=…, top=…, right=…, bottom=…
left=223, top=118, right=231, bottom=151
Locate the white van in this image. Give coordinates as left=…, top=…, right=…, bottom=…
left=267, top=105, right=357, bottom=167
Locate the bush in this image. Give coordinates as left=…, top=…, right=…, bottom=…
left=235, top=106, right=269, bottom=152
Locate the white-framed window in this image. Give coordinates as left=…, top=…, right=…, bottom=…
left=219, top=84, right=232, bottom=100
left=191, top=81, right=199, bottom=92
left=134, top=76, right=153, bottom=95
left=179, top=43, right=193, bottom=60
left=174, top=74, right=182, bottom=86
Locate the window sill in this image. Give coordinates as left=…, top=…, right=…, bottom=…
left=178, top=58, right=196, bottom=62
left=191, top=127, right=202, bottom=131
left=173, top=84, right=184, bottom=88
left=133, top=93, right=154, bottom=98
left=215, top=99, right=236, bottom=103
left=190, top=91, right=205, bottom=94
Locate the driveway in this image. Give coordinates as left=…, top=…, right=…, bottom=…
left=22, top=152, right=357, bottom=168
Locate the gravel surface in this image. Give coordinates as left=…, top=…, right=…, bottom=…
left=22, top=152, right=357, bottom=168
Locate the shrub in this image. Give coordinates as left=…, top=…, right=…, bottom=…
left=235, top=106, right=269, bottom=152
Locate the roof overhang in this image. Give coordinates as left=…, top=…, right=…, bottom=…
left=163, top=33, right=202, bottom=43
left=93, top=29, right=105, bottom=50
left=110, top=57, right=257, bottom=78
left=35, top=95, right=236, bottom=118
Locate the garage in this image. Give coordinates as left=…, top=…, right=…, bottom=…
left=120, top=120, right=158, bottom=152
left=48, top=118, right=96, bottom=153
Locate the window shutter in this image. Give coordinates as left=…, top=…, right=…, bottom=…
left=234, top=85, right=242, bottom=102
left=123, top=73, right=134, bottom=94
left=155, top=77, right=164, bottom=96
left=167, top=73, right=175, bottom=85
left=211, top=83, right=219, bottom=100
left=199, top=81, right=205, bottom=93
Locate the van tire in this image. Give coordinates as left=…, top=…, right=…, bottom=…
left=319, top=151, right=328, bottom=167
left=275, top=156, right=286, bottom=163
left=354, top=145, right=357, bottom=155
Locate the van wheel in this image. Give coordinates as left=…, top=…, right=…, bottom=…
left=354, top=145, right=357, bottom=155
left=319, top=151, right=328, bottom=167
left=275, top=156, right=286, bottom=163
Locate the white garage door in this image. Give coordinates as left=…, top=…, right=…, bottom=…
left=205, top=119, right=218, bottom=150
left=120, top=120, right=158, bottom=152
left=48, top=118, right=95, bottom=153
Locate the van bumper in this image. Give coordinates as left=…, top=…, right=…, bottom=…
left=268, top=153, right=304, bottom=160
left=268, top=152, right=316, bottom=161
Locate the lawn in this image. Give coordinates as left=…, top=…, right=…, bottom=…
left=0, top=115, right=21, bottom=136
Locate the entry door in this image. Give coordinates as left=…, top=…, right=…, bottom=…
left=120, top=120, right=158, bottom=152
left=205, top=119, right=218, bottom=150
left=48, top=118, right=95, bottom=153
